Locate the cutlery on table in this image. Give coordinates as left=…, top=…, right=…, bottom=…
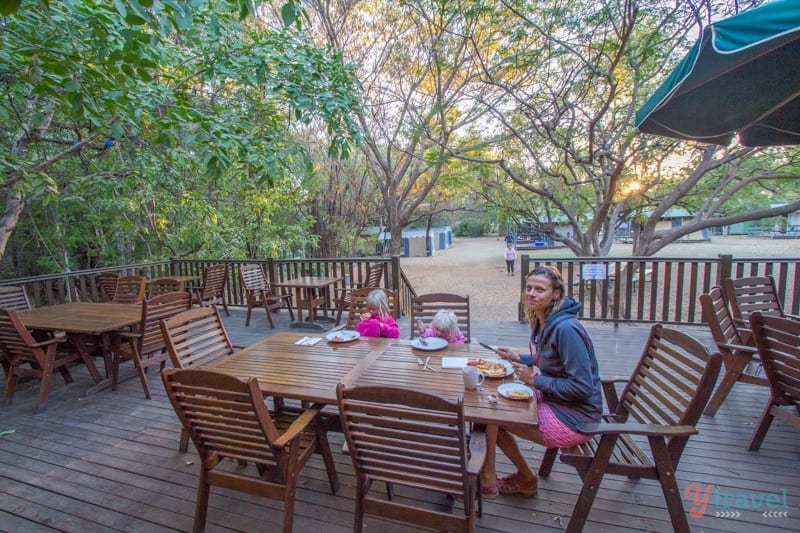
left=423, top=356, right=438, bottom=372
left=478, top=341, right=498, bottom=353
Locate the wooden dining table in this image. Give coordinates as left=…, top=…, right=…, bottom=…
left=210, top=332, right=538, bottom=429
left=17, top=302, right=142, bottom=394
left=272, top=276, right=344, bottom=330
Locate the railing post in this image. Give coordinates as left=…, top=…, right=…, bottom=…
left=391, top=255, right=401, bottom=317
left=717, top=254, right=733, bottom=285
left=520, top=255, right=530, bottom=322
left=267, top=258, right=277, bottom=283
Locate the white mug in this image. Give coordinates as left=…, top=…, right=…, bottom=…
left=462, top=366, right=485, bottom=390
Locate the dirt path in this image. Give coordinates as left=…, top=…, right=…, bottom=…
left=400, top=235, right=800, bottom=321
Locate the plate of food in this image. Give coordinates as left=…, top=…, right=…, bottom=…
left=411, top=337, right=448, bottom=351
left=467, top=358, right=513, bottom=378
left=497, top=383, right=534, bottom=401
left=325, top=330, right=361, bottom=343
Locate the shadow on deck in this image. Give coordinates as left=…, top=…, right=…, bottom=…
left=0, top=307, right=798, bottom=532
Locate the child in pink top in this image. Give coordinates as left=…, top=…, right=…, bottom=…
left=355, top=289, right=399, bottom=338
left=416, top=309, right=465, bottom=343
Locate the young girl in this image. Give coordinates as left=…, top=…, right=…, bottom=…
left=355, top=289, right=399, bottom=338
left=504, top=242, right=517, bottom=275
left=416, top=309, right=465, bottom=343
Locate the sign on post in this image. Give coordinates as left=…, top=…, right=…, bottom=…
left=582, top=263, right=607, bottom=280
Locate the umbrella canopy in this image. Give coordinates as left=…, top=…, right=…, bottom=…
left=635, top=0, right=800, bottom=146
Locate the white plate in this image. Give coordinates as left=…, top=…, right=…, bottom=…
left=497, top=383, right=534, bottom=401
left=411, top=337, right=448, bottom=351
left=469, top=359, right=514, bottom=378
left=325, top=330, right=361, bottom=343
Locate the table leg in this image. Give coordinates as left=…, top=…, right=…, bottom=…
left=69, top=334, right=103, bottom=383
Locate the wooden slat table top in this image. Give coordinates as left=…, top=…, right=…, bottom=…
left=273, top=275, right=344, bottom=289
left=350, top=339, right=538, bottom=428
left=210, top=332, right=537, bottom=429
left=17, top=302, right=141, bottom=335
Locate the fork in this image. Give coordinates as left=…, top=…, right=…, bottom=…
left=423, top=356, right=438, bottom=372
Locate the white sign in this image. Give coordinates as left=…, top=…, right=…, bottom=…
left=582, top=263, right=607, bottom=280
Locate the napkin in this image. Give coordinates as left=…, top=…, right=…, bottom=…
left=441, top=357, right=470, bottom=369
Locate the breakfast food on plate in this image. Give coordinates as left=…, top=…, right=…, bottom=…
left=467, top=358, right=507, bottom=377
left=331, top=335, right=345, bottom=342
left=506, top=388, right=532, bottom=400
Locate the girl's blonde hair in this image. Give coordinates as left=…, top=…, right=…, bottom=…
left=366, top=289, right=392, bottom=318
left=525, top=265, right=566, bottom=328
left=431, top=309, right=459, bottom=338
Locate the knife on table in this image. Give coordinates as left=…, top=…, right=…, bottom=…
left=479, top=341, right=498, bottom=353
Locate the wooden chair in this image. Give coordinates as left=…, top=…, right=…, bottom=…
left=335, top=263, right=385, bottom=325
left=191, top=264, right=229, bottom=316
left=746, top=312, right=800, bottom=451
left=161, top=305, right=241, bottom=451
left=537, top=325, right=721, bottom=533
left=0, top=285, right=32, bottom=311
left=146, top=277, right=182, bottom=299
left=723, top=275, right=800, bottom=337
left=112, top=275, right=146, bottom=304
left=114, top=291, right=191, bottom=398
left=700, top=286, right=768, bottom=416
left=343, top=287, right=396, bottom=329
left=337, top=383, right=485, bottom=533
left=410, top=292, right=471, bottom=342
left=0, top=309, right=83, bottom=413
left=239, top=263, right=293, bottom=328
left=161, top=368, right=339, bottom=533
left=97, top=272, right=120, bottom=302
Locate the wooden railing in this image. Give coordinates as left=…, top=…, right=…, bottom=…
left=520, top=254, right=800, bottom=325
left=0, top=256, right=414, bottom=319
left=4, top=253, right=799, bottom=327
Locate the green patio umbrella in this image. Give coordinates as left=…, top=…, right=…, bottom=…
left=635, top=0, right=800, bottom=146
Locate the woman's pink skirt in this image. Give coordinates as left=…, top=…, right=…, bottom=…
left=536, top=390, right=593, bottom=448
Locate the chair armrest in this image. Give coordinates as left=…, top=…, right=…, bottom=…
left=232, top=344, right=246, bottom=351
left=466, top=429, right=487, bottom=475
left=117, top=330, right=142, bottom=340
left=600, top=376, right=627, bottom=413
left=785, top=313, right=800, bottom=321
left=576, top=421, right=698, bottom=437
left=29, top=335, right=65, bottom=348
left=718, top=341, right=757, bottom=354
left=272, top=403, right=324, bottom=447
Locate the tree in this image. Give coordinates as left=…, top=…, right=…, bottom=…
left=462, top=0, right=800, bottom=257
left=307, top=0, right=498, bottom=255
left=0, top=0, right=362, bottom=272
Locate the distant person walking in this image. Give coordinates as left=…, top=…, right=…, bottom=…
left=505, top=232, right=515, bottom=245
left=504, top=242, right=517, bottom=275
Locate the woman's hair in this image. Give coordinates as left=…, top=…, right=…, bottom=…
left=525, top=265, right=566, bottom=328
left=366, top=289, right=391, bottom=317
left=430, top=309, right=459, bottom=337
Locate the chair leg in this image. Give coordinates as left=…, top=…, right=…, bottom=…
left=35, top=354, right=57, bottom=414
left=565, top=434, right=617, bottom=533
left=538, top=447, right=559, bottom=477
left=263, top=301, right=276, bottom=329
left=193, top=471, right=211, bottom=533
left=705, top=359, right=748, bottom=416
left=650, top=436, right=690, bottom=533
left=316, top=424, right=340, bottom=493
left=748, top=401, right=776, bottom=451
left=179, top=427, right=190, bottom=452
left=4, top=367, right=18, bottom=406
left=220, top=299, right=230, bottom=317
left=281, top=476, right=298, bottom=533
left=245, top=303, right=253, bottom=327
left=57, top=365, right=74, bottom=384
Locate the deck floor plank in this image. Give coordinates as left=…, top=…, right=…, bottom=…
left=1, top=308, right=798, bottom=532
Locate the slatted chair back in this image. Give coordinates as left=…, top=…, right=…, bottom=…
left=410, top=292, right=471, bottom=342
left=161, top=306, right=235, bottom=370
left=0, top=309, right=82, bottom=413
left=239, top=263, right=293, bottom=328
left=0, top=285, right=32, bottom=311
left=337, top=384, right=484, bottom=532
left=724, top=275, right=790, bottom=323
left=345, top=287, right=396, bottom=329
left=147, top=277, right=182, bottom=299
left=700, top=286, right=768, bottom=416
left=335, top=263, right=386, bottom=325
left=539, top=325, right=721, bottom=532
left=191, top=264, right=229, bottom=316
left=746, top=312, right=800, bottom=451
left=116, top=291, right=191, bottom=399
left=161, top=368, right=339, bottom=533
left=97, top=272, right=120, bottom=302
left=112, top=275, right=146, bottom=304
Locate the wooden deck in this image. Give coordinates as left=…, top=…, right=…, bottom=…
left=1, top=307, right=799, bottom=532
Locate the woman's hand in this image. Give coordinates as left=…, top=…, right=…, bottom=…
left=496, top=346, right=520, bottom=363
left=511, top=362, right=534, bottom=385
left=416, top=319, right=425, bottom=334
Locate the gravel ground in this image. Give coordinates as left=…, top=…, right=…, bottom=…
left=400, top=235, right=800, bottom=321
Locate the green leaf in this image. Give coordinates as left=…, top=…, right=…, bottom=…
left=112, top=0, right=126, bottom=19
left=63, top=79, right=81, bottom=92
left=111, top=122, right=125, bottom=139
left=281, top=3, right=296, bottom=28
left=0, top=0, right=22, bottom=16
